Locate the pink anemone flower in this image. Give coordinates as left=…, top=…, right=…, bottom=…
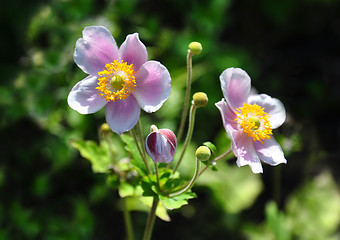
left=68, top=26, right=171, bottom=134
left=215, top=68, right=287, bottom=173
left=145, top=125, right=177, bottom=164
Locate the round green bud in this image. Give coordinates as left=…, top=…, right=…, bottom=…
left=193, top=92, right=208, bottom=107
left=195, top=146, right=211, bottom=162
left=100, top=123, right=111, bottom=134
left=188, top=41, right=202, bottom=55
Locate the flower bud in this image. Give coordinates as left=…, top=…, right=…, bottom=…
left=188, top=41, right=203, bottom=55
left=195, top=146, right=211, bottom=162
left=100, top=123, right=112, bottom=134
left=145, top=126, right=177, bottom=164
left=193, top=92, right=208, bottom=107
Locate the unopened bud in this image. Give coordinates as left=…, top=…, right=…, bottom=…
left=100, top=123, right=111, bottom=134
left=188, top=41, right=202, bottom=55
left=195, top=146, right=211, bottom=162
left=145, top=125, right=177, bottom=164
left=193, top=92, right=208, bottom=107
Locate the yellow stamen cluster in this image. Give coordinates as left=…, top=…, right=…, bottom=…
left=96, top=60, right=136, bottom=102
left=235, top=103, right=272, bottom=143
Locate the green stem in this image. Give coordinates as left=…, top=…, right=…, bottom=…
left=173, top=103, right=197, bottom=172
left=131, top=129, right=151, bottom=175
left=177, top=50, right=193, bottom=143
left=123, top=198, right=134, bottom=240
left=169, top=156, right=200, bottom=197
left=199, top=149, right=232, bottom=177
left=142, top=198, right=159, bottom=240
left=137, top=119, right=146, bottom=158
left=154, top=163, right=161, bottom=192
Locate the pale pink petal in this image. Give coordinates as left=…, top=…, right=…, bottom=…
left=158, top=129, right=177, bottom=150
left=74, top=26, right=119, bottom=76
left=232, top=130, right=263, bottom=173
left=105, top=95, right=140, bottom=134
left=67, top=75, right=107, bottom=114
left=145, top=131, right=175, bottom=164
left=247, top=94, right=286, bottom=129
left=132, top=61, right=171, bottom=113
left=220, top=68, right=251, bottom=111
left=119, top=33, right=148, bottom=71
left=253, top=137, right=287, bottom=166
left=215, top=99, right=239, bottom=134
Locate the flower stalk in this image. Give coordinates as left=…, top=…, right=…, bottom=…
left=123, top=198, right=135, bottom=240
left=199, top=149, right=232, bottom=176
left=130, top=129, right=151, bottom=175
left=177, top=49, right=193, bottom=143
left=169, top=155, right=200, bottom=197
left=173, top=103, right=197, bottom=172
left=142, top=198, right=159, bottom=240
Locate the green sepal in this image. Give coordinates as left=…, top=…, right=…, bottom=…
left=203, top=141, right=217, bottom=157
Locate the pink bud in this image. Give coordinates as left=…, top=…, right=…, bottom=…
left=145, top=126, right=177, bottom=164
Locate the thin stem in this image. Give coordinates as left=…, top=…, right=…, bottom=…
left=154, top=163, right=161, bottom=192
left=131, top=129, right=151, bottom=175
left=137, top=119, right=146, bottom=158
left=142, top=198, right=159, bottom=240
left=177, top=50, right=193, bottom=143
left=123, top=198, right=135, bottom=240
left=169, top=156, right=200, bottom=197
left=215, top=148, right=232, bottom=162
left=173, top=103, right=197, bottom=172
left=199, top=149, right=232, bottom=177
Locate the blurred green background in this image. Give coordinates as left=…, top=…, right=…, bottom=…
left=1, top=0, right=340, bottom=239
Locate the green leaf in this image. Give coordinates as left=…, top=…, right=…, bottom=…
left=125, top=196, right=170, bottom=222
left=120, top=134, right=149, bottom=176
left=159, top=192, right=197, bottom=210
left=118, top=181, right=136, bottom=198
left=70, top=139, right=111, bottom=173
left=285, top=171, right=340, bottom=240
left=265, top=201, right=291, bottom=240
left=140, top=175, right=158, bottom=197
left=197, top=163, right=263, bottom=213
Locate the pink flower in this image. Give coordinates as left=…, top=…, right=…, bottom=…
left=215, top=68, right=287, bottom=173
left=68, top=26, right=171, bottom=134
left=145, top=125, right=177, bottom=164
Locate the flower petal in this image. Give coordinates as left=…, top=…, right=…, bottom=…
left=253, top=137, right=287, bottom=166
left=119, top=33, right=148, bottom=71
left=67, top=75, right=107, bottom=114
left=232, top=130, right=263, bottom=173
left=215, top=99, right=238, bottom=134
left=158, top=128, right=177, bottom=150
left=247, top=94, right=286, bottom=129
left=220, top=68, right=251, bottom=111
left=132, top=61, right=171, bottom=113
left=145, top=131, right=175, bottom=164
left=105, top=95, right=140, bottom=134
left=74, top=26, right=119, bottom=76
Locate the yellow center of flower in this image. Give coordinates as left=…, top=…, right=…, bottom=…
left=96, top=60, right=136, bottom=102
left=235, top=103, right=273, bottom=143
